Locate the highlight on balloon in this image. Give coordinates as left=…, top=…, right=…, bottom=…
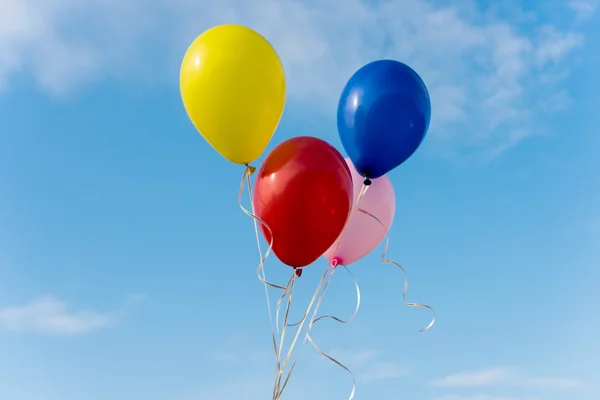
left=180, top=23, right=435, bottom=400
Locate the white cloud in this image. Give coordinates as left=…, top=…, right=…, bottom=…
left=525, top=377, right=588, bottom=389
left=0, top=296, right=120, bottom=335
left=212, top=337, right=410, bottom=384
left=432, top=366, right=515, bottom=388
left=210, top=335, right=273, bottom=366
left=434, top=396, right=537, bottom=400
left=0, top=0, right=592, bottom=157
left=326, top=348, right=380, bottom=366
left=182, top=375, right=325, bottom=400
left=360, top=360, right=411, bottom=382
left=432, top=366, right=588, bottom=390
left=568, top=0, right=599, bottom=21
left=535, top=27, right=584, bottom=66
left=319, top=348, right=411, bottom=383
left=188, top=336, right=329, bottom=400
left=184, top=376, right=272, bottom=400
left=124, top=292, right=148, bottom=305
left=583, top=216, right=600, bottom=236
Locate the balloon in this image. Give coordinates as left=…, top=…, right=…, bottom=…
left=337, top=59, right=431, bottom=179
left=254, top=137, right=353, bottom=268
left=180, top=24, right=286, bottom=164
left=323, top=158, right=395, bottom=265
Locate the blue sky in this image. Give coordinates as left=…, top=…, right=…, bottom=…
left=1, top=0, right=599, bottom=399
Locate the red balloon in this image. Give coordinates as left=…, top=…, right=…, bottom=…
left=254, top=136, right=353, bottom=268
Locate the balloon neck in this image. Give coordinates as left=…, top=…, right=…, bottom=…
left=245, top=163, right=256, bottom=176
left=363, top=178, right=372, bottom=186
left=331, top=257, right=342, bottom=268
left=294, top=267, right=303, bottom=277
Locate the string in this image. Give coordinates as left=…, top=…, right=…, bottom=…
left=305, top=183, right=369, bottom=336
left=237, top=164, right=324, bottom=400
left=277, top=183, right=369, bottom=400
left=297, top=179, right=434, bottom=400
left=306, top=262, right=361, bottom=332
left=305, top=263, right=361, bottom=400
left=357, top=208, right=436, bottom=332
left=238, top=170, right=378, bottom=399
left=273, top=265, right=331, bottom=400
left=273, top=272, right=297, bottom=399
left=277, top=183, right=369, bottom=352
left=275, top=275, right=294, bottom=335
left=238, top=165, right=287, bottom=292
left=295, top=183, right=369, bottom=343
left=237, top=164, right=289, bottom=396
left=244, top=171, right=278, bottom=324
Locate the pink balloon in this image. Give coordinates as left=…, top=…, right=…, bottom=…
left=323, top=158, right=395, bottom=266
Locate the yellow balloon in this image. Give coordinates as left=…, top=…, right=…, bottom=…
left=180, top=24, right=286, bottom=165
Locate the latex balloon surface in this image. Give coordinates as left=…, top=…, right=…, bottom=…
left=254, top=137, right=353, bottom=268
left=337, top=59, right=430, bottom=179
left=323, top=158, right=395, bottom=265
left=180, top=24, right=286, bottom=164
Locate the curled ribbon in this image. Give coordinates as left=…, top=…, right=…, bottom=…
left=357, top=207, right=436, bottom=332
left=237, top=164, right=293, bottom=398
left=301, top=184, right=368, bottom=339
left=273, top=266, right=332, bottom=400
left=305, top=260, right=361, bottom=400
left=238, top=165, right=327, bottom=400
left=239, top=171, right=419, bottom=400
left=238, top=164, right=286, bottom=292
left=297, top=181, right=435, bottom=400
left=281, top=183, right=370, bottom=400
left=270, top=181, right=372, bottom=400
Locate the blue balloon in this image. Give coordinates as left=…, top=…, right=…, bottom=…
left=337, top=60, right=431, bottom=180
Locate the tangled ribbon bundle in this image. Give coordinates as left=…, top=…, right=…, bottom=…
left=238, top=165, right=332, bottom=399
left=239, top=167, right=435, bottom=400
left=180, top=23, right=436, bottom=400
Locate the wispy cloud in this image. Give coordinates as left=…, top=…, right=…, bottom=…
left=584, top=216, right=600, bottom=235
left=0, top=0, right=593, bottom=157
left=183, top=376, right=272, bottom=400
left=568, top=0, right=599, bottom=21
left=434, top=396, right=537, bottom=400
left=432, top=366, right=515, bottom=388
left=431, top=366, right=588, bottom=390
left=360, top=361, right=412, bottom=382
left=194, top=336, right=329, bottom=400
left=318, top=348, right=411, bottom=383
left=182, top=375, right=324, bottom=400
left=0, top=296, right=135, bottom=335
left=524, top=377, right=588, bottom=389
left=210, top=335, right=272, bottom=366
left=212, top=337, right=410, bottom=383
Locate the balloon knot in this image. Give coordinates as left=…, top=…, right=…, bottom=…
left=245, top=164, right=256, bottom=176
left=363, top=178, right=372, bottom=186
left=331, top=257, right=342, bottom=268
left=294, top=267, right=303, bottom=277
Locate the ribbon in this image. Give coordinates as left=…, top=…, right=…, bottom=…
left=299, top=180, right=436, bottom=400
left=305, top=260, right=361, bottom=400
left=237, top=164, right=291, bottom=399
left=238, top=164, right=326, bottom=400
left=357, top=207, right=436, bottom=332
left=280, top=183, right=370, bottom=400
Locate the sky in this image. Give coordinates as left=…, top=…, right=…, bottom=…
left=0, top=0, right=599, bottom=399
